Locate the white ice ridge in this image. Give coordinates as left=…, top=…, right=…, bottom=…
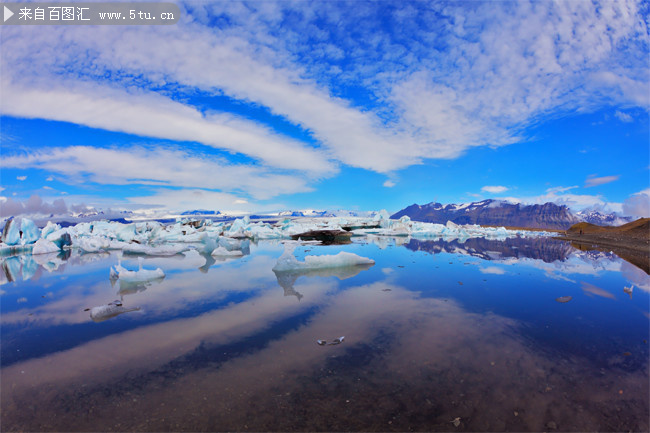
left=272, top=242, right=375, bottom=272
left=110, top=257, right=165, bottom=283
left=0, top=212, right=554, bottom=259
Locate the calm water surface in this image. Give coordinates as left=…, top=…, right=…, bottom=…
left=1, top=237, right=648, bottom=432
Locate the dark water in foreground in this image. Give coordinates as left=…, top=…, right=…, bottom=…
left=1, top=237, right=648, bottom=432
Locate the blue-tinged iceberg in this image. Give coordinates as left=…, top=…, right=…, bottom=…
left=272, top=242, right=375, bottom=272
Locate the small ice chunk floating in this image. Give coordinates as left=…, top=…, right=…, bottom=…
left=110, top=257, right=165, bottom=283
left=89, top=300, right=141, bottom=322
left=272, top=242, right=375, bottom=272
left=316, top=336, right=345, bottom=346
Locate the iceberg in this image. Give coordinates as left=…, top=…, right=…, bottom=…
left=41, top=221, right=61, bottom=239
left=121, top=242, right=188, bottom=256
left=110, top=258, right=165, bottom=283
left=1, top=217, right=21, bottom=246
left=32, top=238, right=61, bottom=255
left=77, top=236, right=111, bottom=253
left=20, top=218, right=41, bottom=245
left=218, top=237, right=250, bottom=255
left=272, top=242, right=375, bottom=272
left=46, top=230, right=72, bottom=250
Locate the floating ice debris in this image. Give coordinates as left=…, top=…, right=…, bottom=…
left=272, top=243, right=374, bottom=272
left=623, top=285, right=634, bottom=298
left=110, top=257, right=165, bottom=283
left=90, top=301, right=140, bottom=322
left=32, top=238, right=61, bottom=255
left=211, top=246, right=244, bottom=257
left=555, top=296, right=572, bottom=303
left=316, top=336, right=345, bottom=346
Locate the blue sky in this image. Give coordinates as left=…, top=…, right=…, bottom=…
left=1, top=0, right=649, bottom=217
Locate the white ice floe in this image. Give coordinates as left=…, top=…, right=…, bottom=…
left=272, top=243, right=375, bottom=272
left=110, top=257, right=165, bottom=283
left=90, top=300, right=141, bottom=322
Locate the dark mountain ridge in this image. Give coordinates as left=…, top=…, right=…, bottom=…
left=391, top=199, right=580, bottom=230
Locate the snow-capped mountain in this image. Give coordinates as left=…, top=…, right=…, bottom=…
left=391, top=199, right=580, bottom=229
left=574, top=210, right=633, bottom=226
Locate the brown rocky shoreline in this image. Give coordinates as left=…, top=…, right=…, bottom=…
left=552, top=218, right=650, bottom=274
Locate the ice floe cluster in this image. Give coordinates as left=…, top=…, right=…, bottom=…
left=1, top=213, right=551, bottom=258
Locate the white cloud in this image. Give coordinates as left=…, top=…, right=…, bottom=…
left=584, top=175, right=620, bottom=188
left=126, top=189, right=270, bottom=214
left=2, top=146, right=312, bottom=200
left=622, top=189, right=650, bottom=217
left=45, top=176, right=54, bottom=181
left=0, top=79, right=334, bottom=177
left=1, top=0, right=646, bottom=176
left=481, top=186, right=508, bottom=194
left=383, top=180, right=396, bottom=188
left=614, top=110, right=633, bottom=122
left=0, top=195, right=68, bottom=218
left=501, top=186, right=623, bottom=213
left=16, top=176, right=26, bottom=181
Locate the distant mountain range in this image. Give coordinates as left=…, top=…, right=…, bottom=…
left=391, top=199, right=631, bottom=230
left=573, top=210, right=633, bottom=226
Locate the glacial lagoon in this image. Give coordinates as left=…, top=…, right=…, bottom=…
left=1, top=236, right=648, bottom=432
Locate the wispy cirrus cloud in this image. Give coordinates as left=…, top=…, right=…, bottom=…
left=2, top=146, right=312, bottom=200
left=0, top=1, right=647, bottom=214
left=614, top=110, right=633, bottom=122
left=481, top=186, right=508, bottom=194
left=125, top=189, right=274, bottom=215
left=2, top=0, right=647, bottom=175
left=585, top=175, right=620, bottom=188
left=0, top=79, right=334, bottom=177
left=501, top=186, right=622, bottom=213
